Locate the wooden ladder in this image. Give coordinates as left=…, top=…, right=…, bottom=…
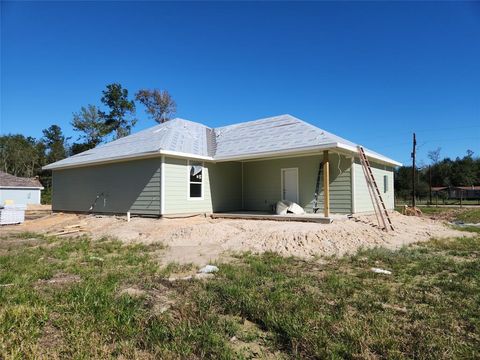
left=357, top=146, right=394, bottom=231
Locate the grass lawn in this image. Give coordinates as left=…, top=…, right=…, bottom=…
left=455, top=209, right=480, bottom=224
left=396, top=206, right=480, bottom=224
left=1, top=231, right=479, bottom=359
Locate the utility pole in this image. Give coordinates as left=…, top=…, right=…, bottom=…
left=411, top=133, right=416, bottom=208
left=429, top=165, right=432, bottom=205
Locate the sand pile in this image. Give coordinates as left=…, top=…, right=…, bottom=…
left=2, top=211, right=469, bottom=265
left=158, top=212, right=466, bottom=260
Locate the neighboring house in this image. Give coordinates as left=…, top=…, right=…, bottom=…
left=432, top=186, right=480, bottom=200
left=0, top=171, right=44, bottom=205
left=43, top=115, right=401, bottom=217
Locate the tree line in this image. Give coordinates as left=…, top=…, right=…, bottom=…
left=0, top=83, right=176, bottom=201
left=2, top=86, right=478, bottom=205
left=395, top=148, right=480, bottom=202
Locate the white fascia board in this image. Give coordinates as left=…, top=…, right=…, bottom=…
left=335, top=143, right=402, bottom=167
left=213, top=143, right=338, bottom=162
left=213, top=142, right=401, bottom=166
left=0, top=186, right=44, bottom=190
left=42, top=143, right=401, bottom=170
left=42, top=152, right=163, bottom=170
left=159, top=150, right=213, bottom=161
left=43, top=150, right=213, bottom=170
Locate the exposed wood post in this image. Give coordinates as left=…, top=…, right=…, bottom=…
left=323, top=150, right=330, bottom=217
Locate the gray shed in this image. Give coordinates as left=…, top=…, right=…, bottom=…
left=0, top=171, right=44, bottom=205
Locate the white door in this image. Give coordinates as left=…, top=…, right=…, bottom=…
left=281, top=168, right=298, bottom=203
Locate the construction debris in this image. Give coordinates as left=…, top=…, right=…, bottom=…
left=49, top=229, right=83, bottom=236
left=371, top=267, right=392, bottom=275
left=167, top=273, right=215, bottom=282
left=0, top=205, right=26, bottom=225
left=64, top=223, right=84, bottom=229
left=47, top=223, right=87, bottom=236
left=89, top=256, right=104, bottom=262
left=276, top=200, right=305, bottom=215
left=198, top=265, right=219, bottom=273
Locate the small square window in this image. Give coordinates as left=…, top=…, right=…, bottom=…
left=190, top=183, right=202, bottom=198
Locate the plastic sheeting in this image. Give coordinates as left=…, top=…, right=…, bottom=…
left=275, top=200, right=305, bottom=215
left=191, top=165, right=203, bottom=176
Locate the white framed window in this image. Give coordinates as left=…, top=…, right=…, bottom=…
left=188, top=160, right=203, bottom=199
left=383, top=175, right=388, bottom=193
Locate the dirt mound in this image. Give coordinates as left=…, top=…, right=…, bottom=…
left=160, top=211, right=465, bottom=260
left=2, top=211, right=470, bottom=265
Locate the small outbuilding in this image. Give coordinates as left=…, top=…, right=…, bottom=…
left=43, top=115, right=401, bottom=217
left=0, top=171, right=44, bottom=205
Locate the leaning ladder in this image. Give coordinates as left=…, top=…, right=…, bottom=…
left=312, top=161, right=323, bottom=213
left=357, top=146, right=394, bottom=231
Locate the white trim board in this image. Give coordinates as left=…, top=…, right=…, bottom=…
left=44, top=142, right=401, bottom=171
left=0, top=186, right=44, bottom=190
left=160, top=155, right=165, bottom=214
left=351, top=157, right=356, bottom=214
left=43, top=150, right=213, bottom=171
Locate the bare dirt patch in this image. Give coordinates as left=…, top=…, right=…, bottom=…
left=34, top=273, right=82, bottom=290
left=118, top=283, right=175, bottom=314
left=36, top=313, right=64, bottom=359
left=228, top=317, right=287, bottom=359
left=2, top=211, right=470, bottom=265
left=118, top=287, right=147, bottom=298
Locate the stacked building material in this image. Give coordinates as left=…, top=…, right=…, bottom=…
left=0, top=204, right=26, bottom=225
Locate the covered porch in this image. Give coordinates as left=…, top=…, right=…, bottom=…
left=211, top=210, right=334, bottom=224
left=210, top=149, right=353, bottom=218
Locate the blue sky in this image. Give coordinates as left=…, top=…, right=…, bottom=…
left=1, top=1, right=479, bottom=165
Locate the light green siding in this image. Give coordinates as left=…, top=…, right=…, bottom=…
left=243, top=153, right=352, bottom=214
left=163, top=157, right=242, bottom=214
left=209, top=162, right=243, bottom=212
left=52, top=158, right=161, bottom=215
left=353, top=159, right=394, bottom=212
left=51, top=153, right=394, bottom=217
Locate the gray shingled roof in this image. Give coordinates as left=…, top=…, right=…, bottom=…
left=44, top=114, right=400, bottom=170
left=214, top=115, right=358, bottom=159
left=45, top=119, right=210, bottom=169
left=0, top=171, right=43, bottom=188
